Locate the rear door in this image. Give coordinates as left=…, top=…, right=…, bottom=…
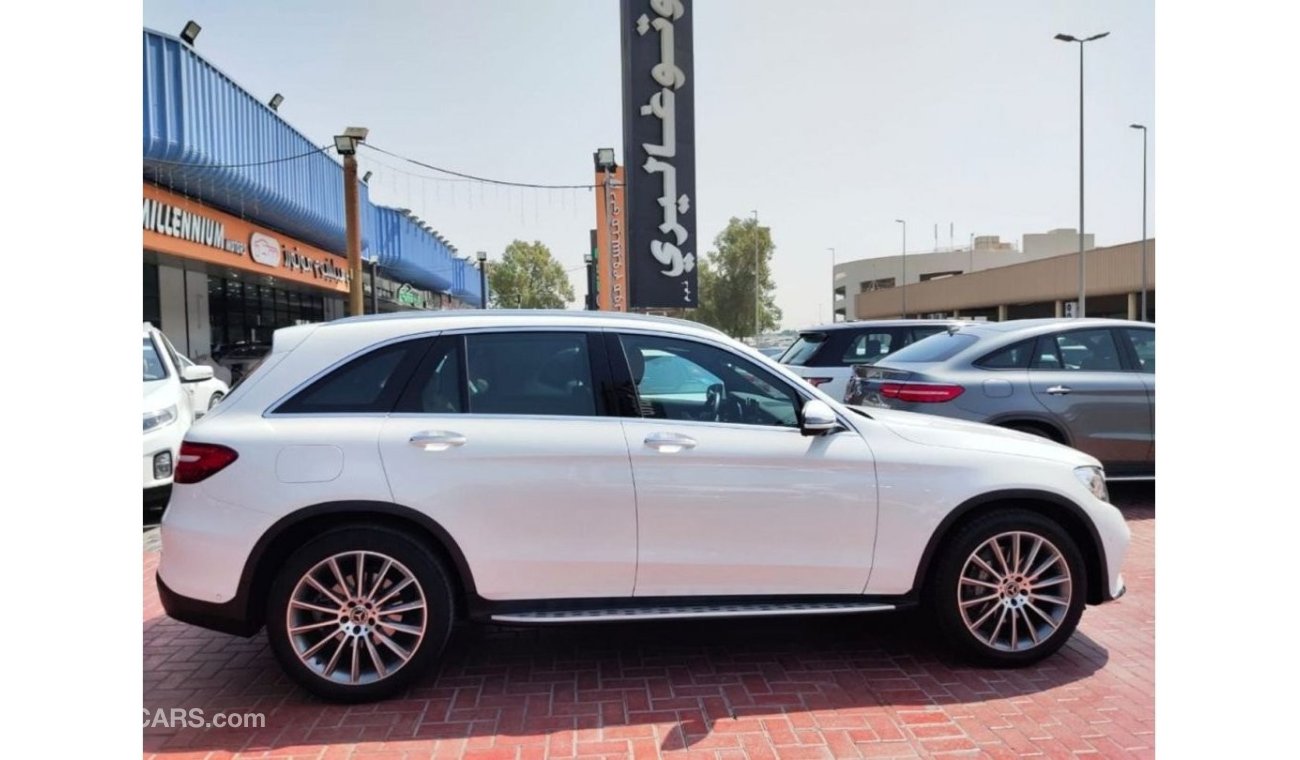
left=1028, top=327, right=1152, bottom=471
left=378, top=330, right=638, bottom=601
left=1118, top=327, right=1156, bottom=469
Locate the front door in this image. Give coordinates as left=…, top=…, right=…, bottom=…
left=378, top=331, right=638, bottom=601
left=1028, top=327, right=1152, bottom=471
left=612, top=332, right=878, bottom=597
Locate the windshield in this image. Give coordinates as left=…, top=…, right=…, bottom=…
left=881, top=331, right=979, bottom=363
left=143, top=336, right=168, bottom=381
left=778, top=332, right=826, bottom=365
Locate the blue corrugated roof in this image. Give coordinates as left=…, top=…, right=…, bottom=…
left=142, top=28, right=480, bottom=305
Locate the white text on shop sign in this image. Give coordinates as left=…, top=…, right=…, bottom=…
left=142, top=198, right=245, bottom=255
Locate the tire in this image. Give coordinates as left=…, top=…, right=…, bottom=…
left=265, top=525, right=455, bottom=702
left=929, top=509, right=1086, bottom=666
left=1001, top=422, right=1061, bottom=443
left=207, top=391, right=225, bottom=411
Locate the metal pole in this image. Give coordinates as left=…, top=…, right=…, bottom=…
left=895, top=220, right=907, bottom=319
left=343, top=153, right=364, bottom=317
left=370, top=259, right=379, bottom=315
left=828, top=247, right=836, bottom=322
left=480, top=262, right=488, bottom=309
left=1077, top=42, right=1086, bottom=318
left=1140, top=128, right=1148, bottom=322
left=752, top=210, right=760, bottom=339
left=603, top=168, right=616, bottom=311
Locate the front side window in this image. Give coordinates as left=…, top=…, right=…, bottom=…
left=1123, top=329, right=1155, bottom=373
left=620, top=334, right=800, bottom=428
left=278, top=339, right=429, bottom=414
left=463, top=332, right=597, bottom=417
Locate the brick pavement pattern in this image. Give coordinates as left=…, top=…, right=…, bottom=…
left=144, top=487, right=1154, bottom=759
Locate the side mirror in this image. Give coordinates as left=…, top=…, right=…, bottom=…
left=800, top=399, right=838, bottom=436
left=180, top=364, right=214, bottom=383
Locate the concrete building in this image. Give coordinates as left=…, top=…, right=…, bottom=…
left=833, top=229, right=1093, bottom=321
left=849, top=238, right=1155, bottom=323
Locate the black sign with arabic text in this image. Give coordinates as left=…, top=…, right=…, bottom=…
left=620, top=0, right=698, bottom=308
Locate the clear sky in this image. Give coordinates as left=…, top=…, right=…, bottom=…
left=142, top=0, right=1153, bottom=329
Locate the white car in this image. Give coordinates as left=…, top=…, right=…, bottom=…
left=779, top=319, right=964, bottom=401
left=158, top=311, right=1129, bottom=702
left=143, top=323, right=214, bottom=509
left=176, top=353, right=230, bottom=415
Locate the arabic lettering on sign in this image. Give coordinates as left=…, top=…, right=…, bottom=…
left=622, top=0, right=697, bottom=308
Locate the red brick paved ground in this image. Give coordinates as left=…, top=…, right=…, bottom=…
left=144, top=486, right=1153, bottom=759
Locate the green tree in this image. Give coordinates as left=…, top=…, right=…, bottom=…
left=487, top=240, right=575, bottom=309
left=688, top=216, right=782, bottom=338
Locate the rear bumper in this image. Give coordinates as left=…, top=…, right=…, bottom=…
left=143, top=485, right=172, bottom=510
left=156, top=571, right=259, bottom=637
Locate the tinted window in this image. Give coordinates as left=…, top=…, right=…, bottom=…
left=779, top=332, right=826, bottom=365
left=396, top=338, right=464, bottom=414
left=143, top=336, right=168, bottom=381
left=976, top=339, right=1034, bottom=369
left=1053, top=329, right=1123, bottom=371
left=621, top=334, right=800, bottom=428
left=882, top=332, right=977, bottom=363
left=1030, top=335, right=1064, bottom=369
left=1124, top=329, right=1155, bottom=373
left=464, top=333, right=597, bottom=416
left=279, top=339, right=428, bottom=414
left=908, top=326, right=949, bottom=344
left=841, top=331, right=894, bottom=364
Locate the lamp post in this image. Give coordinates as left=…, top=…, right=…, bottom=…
left=476, top=251, right=488, bottom=309
left=1055, top=32, right=1109, bottom=318
left=1130, top=123, right=1149, bottom=322
left=333, top=127, right=369, bottom=317
left=368, top=256, right=380, bottom=315
left=894, top=219, right=907, bottom=318
left=584, top=253, right=597, bottom=310
left=751, top=210, right=761, bottom=340
left=827, top=247, right=836, bottom=322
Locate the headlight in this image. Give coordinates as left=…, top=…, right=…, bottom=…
left=143, top=405, right=178, bottom=433
left=1074, top=465, right=1109, bottom=502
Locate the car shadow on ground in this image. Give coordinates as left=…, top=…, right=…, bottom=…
left=144, top=601, right=1112, bottom=755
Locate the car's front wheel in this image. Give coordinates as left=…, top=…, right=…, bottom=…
left=266, top=525, right=454, bottom=702
left=930, top=510, right=1086, bottom=665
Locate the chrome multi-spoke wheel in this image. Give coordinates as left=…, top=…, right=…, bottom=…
left=931, top=510, right=1085, bottom=665
left=268, top=527, right=454, bottom=702
left=287, top=551, right=427, bottom=686
left=958, top=531, right=1071, bottom=653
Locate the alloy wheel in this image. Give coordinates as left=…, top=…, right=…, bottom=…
left=286, top=550, right=428, bottom=686
left=957, top=531, right=1072, bottom=652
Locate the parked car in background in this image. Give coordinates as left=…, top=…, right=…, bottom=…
left=177, top=354, right=230, bottom=415
left=844, top=318, right=1155, bottom=478
left=159, top=310, right=1129, bottom=702
left=143, top=323, right=214, bottom=509
left=758, top=346, right=786, bottom=359
left=214, top=342, right=272, bottom=386
left=778, top=319, right=963, bottom=400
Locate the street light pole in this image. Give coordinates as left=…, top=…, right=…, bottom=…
left=827, top=247, right=836, bottom=322
left=751, top=210, right=760, bottom=340
left=369, top=257, right=380, bottom=315
left=894, top=219, right=907, bottom=318
left=476, top=251, right=489, bottom=309
left=1130, top=123, right=1149, bottom=322
left=333, top=127, right=369, bottom=317
left=1055, top=32, right=1109, bottom=318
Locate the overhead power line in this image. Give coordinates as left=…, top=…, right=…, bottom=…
left=362, top=143, right=598, bottom=190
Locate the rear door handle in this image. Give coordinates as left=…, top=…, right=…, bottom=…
left=1045, top=385, right=1072, bottom=396
left=409, top=430, right=467, bottom=451
left=644, top=432, right=697, bottom=453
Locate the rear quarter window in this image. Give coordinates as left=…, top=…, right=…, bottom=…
left=276, top=339, right=430, bottom=414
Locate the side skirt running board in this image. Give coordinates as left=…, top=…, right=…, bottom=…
left=489, top=600, right=896, bottom=624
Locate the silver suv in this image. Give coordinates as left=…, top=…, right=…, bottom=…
left=844, top=319, right=1155, bottom=479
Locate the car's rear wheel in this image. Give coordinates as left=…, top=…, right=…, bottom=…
left=266, top=526, right=454, bottom=702
left=207, top=391, right=225, bottom=410
left=930, top=510, right=1086, bottom=665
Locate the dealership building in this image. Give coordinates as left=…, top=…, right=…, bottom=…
left=833, top=229, right=1154, bottom=323
left=143, top=27, right=481, bottom=361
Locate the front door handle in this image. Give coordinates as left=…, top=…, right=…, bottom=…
left=409, top=430, right=467, bottom=451
left=1045, top=385, right=1072, bottom=396
left=644, top=432, right=697, bottom=453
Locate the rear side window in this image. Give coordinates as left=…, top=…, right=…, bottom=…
left=1123, top=329, right=1155, bottom=373
left=976, top=339, right=1035, bottom=369
left=277, top=339, right=429, bottom=414
left=883, top=332, right=978, bottom=363
left=779, top=333, right=826, bottom=365
left=465, top=332, right=598, bottom=417
left=841, top=331, right=895, bottom=364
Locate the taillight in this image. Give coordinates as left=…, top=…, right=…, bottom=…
left=174, top=442, right=239, bottom=484
left=879, top=382, right=965, bottom=403
left=806, top=377, right=833, bottom=388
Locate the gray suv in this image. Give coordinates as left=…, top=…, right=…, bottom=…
left=843, top=318, right=1154, bottom=478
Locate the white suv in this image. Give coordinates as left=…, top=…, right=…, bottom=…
left=158, top=311, right=1130, bottom=702
left=143, top=323, right=215, bottom=509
